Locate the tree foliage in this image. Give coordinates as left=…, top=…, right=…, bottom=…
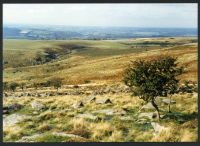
left=123, top=56, right=184, bottom=118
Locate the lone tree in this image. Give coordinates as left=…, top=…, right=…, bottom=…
left=9, top=82, right=19, bottom=92
left=123, top=56, right=183, bottom=120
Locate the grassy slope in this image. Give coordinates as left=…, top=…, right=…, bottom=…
left=3, top=37, right=198, bottom=142
left=3, top=37, right=198, bottom=84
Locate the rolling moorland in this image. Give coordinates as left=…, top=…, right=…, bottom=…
left=3, top=37, right=198, bottom=142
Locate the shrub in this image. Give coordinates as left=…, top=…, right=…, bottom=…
left=9, top=82, right=19, bottom=92
left=179, top=80, right=196, bottom=93
left=47, top=77, right=62, bottom=91
left=123, top=56, right=183, bottom=119
left=3, top=82, right=8, bottom=91
left=84, top=80, right=91, bottom=84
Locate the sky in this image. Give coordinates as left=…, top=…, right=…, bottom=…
left=3, top=4, right=198, bottom=28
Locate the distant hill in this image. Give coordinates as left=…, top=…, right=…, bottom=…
left=3, top=24, right=197, bottom=40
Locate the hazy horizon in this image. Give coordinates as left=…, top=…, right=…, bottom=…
left=3, top=4, right=198, bottom=28
left=3, top=23, right=198, bottom=29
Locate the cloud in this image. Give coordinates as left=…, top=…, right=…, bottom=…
left=3, top=3, right=197, bottom=28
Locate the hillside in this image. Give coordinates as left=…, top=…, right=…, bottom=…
left=3, top=37, right=198, bottom=84
left=3, top=37, right=198, bottom=142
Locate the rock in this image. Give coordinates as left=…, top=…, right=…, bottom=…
left=114, top=109, right=127, bottom=116
left=33, top=111, right=39, bottom=115
left=76, top=113, right=100, bottom=121
left=17, top=133, right=43, bottom=142
left=138, top=112, right=157, bottom=120
left=3, top=114, right=31, bottom=128
left=137, top=118, right=150, bottom=124
left=9, top=103, right=23, bottom=111
left=82, top=96, right=96, bottom=103
left=151, top=122, right=167, bottom=133
left=40, top=93, right=47, bottom=97
left=93, top=109, right=115, bottom=115
left=49, top=92, right=55, bottom=96
left=104, top=87, right=110, bottom=93
left=162, top=98, right=176, bottom=105
left=31, top=93, right=36, bottom=97
left=141, top=102, right=155, bottom=110
left=4, top=92, right=8, bottom=97
left=72, top=101, right=84, bottom=109
left=73, top=85, right=79, bottom=88
left=119, top=116, right=134, bottom=121
left=3, top=110, right=9, bottom=114
left=93, top=108, right=126, bottom=116
left=63, top=92, right=68, bottom=95
left=27, top=93, right=31, bottom=96
left=52, top=132, right=83, bottom=139
left=123, top=86, right=131, bottom=92
left=24, top=93, right=31, bottom=96
left=31, top=101, right=45, bottom=111
left=36, top=93, right=41, bottom=97
left=96, top=98, right=112, bottom=104
left=3, top=103, right=23, bottom=114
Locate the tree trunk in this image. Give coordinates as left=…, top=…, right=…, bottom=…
left=151, top=100, right=160, bottom=120
left=168, top=95, right=172, bottom=113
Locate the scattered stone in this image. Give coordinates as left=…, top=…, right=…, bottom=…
left=33, top=111, right=39, bottom=115
left=4, top=92, right=8, bottom=97
left=82, top=96, right=96, bottom=103
left=137, top=118, right=150, bottom=124
left=36, top=93, right=41, bottom=97
left=138, top=112, right=157, bottom=120
left=151, top=122, right=167, bottom=133
left=40, top=93, right=47, bottom=97
left=114, top=109, right=127, bottom=116
left=140, top=102, right=155, bottom=111
left=9, top=103, right=23, bottom=111
left=76, top=113, right=100, bottom=121
left=93, top=108, right=126, bottom=116
left=73, top=85, right=79, bottom=88
left=96, top=98, right=112, bottom=104
left=31, top=101, right=45, bottom=111
left=57, top=92, right=64, bottom=95
left=25, top=93, right=30, bottom=96
left=49, top=92, right=55, bottom=96
left=52, top=132, right=83, bottom=139
left=3, top=103, right=23, bottom=114
left=93, top=109, right=114, bottom=115
left=3, top=110, right=9, bottom=114
left=119, top=116, right=134, bottom=121
left=3, top=114, right=31, bottom=127
left=162, top=99, right=176, bottom=105
left=72, top=101, right=84, bottom=109
left=17, top=133, right=43, bottom=142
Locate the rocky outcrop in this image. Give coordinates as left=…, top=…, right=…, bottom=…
left=31, top=101, right=45, bottom=111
